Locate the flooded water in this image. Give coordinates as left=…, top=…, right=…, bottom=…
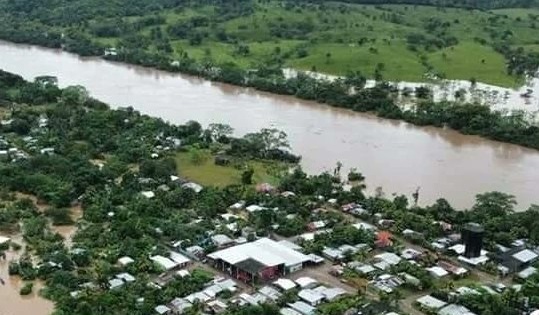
left=0, top=235, right=54, bottom=315
left=283, top=69, right=539, bottom=114
left=0, top=41, right=539, bottom=209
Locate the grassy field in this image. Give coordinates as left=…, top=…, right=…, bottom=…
left=175, top=151, right=285, bottom=187
left=85, top=2, right=539, bottom=87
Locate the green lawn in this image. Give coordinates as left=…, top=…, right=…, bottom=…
left=175, top=151, right=285, bottom=187
left=289, top=41, right=428, bottom=82
left=427, top=42, right=523, bottom=87
left=39, top=2, right=539, bottom=87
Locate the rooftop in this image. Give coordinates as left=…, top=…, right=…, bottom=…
left=274, top=278, right=297, bottom=291
left=438, top=304, right=476, bottom=315
left=416, top=295, right=447, bottom=309
left=512, top=249, right=538, bottom=263
left=288, top=301, right=316, bottom=315
left=298, top=289, right=325, bottom=304
left=208, top=238, right=311, bottom=268
left=295, top=277, right=318, bottom=289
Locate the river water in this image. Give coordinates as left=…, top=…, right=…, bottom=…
left=0, top=41, right=538, bottom=210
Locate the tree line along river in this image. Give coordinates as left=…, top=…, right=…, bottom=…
left=0, top=40, right=538, bottom=210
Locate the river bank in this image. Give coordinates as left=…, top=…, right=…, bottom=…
left=1, top=41, right=539, bottom=209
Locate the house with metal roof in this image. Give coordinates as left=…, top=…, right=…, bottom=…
left=207, top=238, right=311, bottom=283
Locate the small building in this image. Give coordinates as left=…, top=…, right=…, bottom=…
left=169, top=251, right=191, bottom=268
left=517, top=266, right=537, bottom=280
left=295, top=277, right=318, bottom=289
left=182, top=182, right=203, bottom=193
left=298, top=289, right=325, bottom=306
left=438, top=304, right=476, bottom=315
left=259, top=285, right=282, bottom=301
left=401, top=248, right=422, bottom=260
left=207, top=300, right=228, bottom=313
left=322, top=247, right=344, bottom=261
left=170, top=298, right=192, bottom=314
left=427, top=266, right=449, bottom=278
left=307, top=220, right=326, bottom=231
left=211, top=234, right=234, bottom=248
left=314, top=286, right=347, bottom=301
left=353, top=222, right=376, bottom=231
left=184, top=245, right=205, bottom=260
left=274, top=278, right=297, bottom=291
left=288, top=301, right=316, bottom=315
left=150, top=255, right=178, bottom=271
left=185, top=291, right=212, bottom=303
left=155, top=305, right=171, bottom=315
left=141, top=191, right=155, bottom=199
left=108, top=278, right=124, bottom=290
left=374, top=252, right=402, bottom=266
left=416, top=295, right=447, bottom=310
left=0, top=236, right=11, bottom=245
left=280, top=308, right=303, bottom=315
left=118, top=256, right=135, bottom=266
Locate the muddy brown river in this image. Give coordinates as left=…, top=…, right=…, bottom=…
left=0, top=41, right=538, bottom=211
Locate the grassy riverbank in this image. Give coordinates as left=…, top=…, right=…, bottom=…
left=175, top=151, right=286, bottom=187
left=1, top=1, right=539, bottom=87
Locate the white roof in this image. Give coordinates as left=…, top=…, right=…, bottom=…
left=239, top=293, right=267, bottom=305
left=278, top=240, right=303, bottom=251
left=288, top=301, right=316, bottom=315
left=118, top=256, right=134, bottom=266
left=216, top=278, right=237, bottom=291
left=512, top=249, right=539, bottom=263
left=185, top=291, right=212, bottom=303
left=308, top=254, right=324, bottom=264
left=427, top=266, right=449, bottom=278
left=450, top=244, right=488, bottom=256
left=518, top=266, right=537, bottom=279
left=155, top=305, right=171, bottom=315
left=116, top=272, right=135, bottom=282
left=221, top=213, right=239, bottom=221
left=316, top=286, right=347, bottom=300
left=401, top=248, right=422, bottom=260
left=299, top=232, right=315, bottom=241
left=274, top=278, right=297, bottom=291
left=150, top=255, right=178, bottom=270
left=0, top=236, right=10, bottom=244
left=352, top=222, right=376, bottom=231
left=458, top=255, right=489, bottom=266
left=280, top=308, right=303, bottom=315
left=212, top=234, right=234, bottom=246
left=295, top=277, right=318, bottom=288
left=375, top=252, right=402, bottom=265
left=170, top=298, right=192, bottom=312
left=246, top=205, right=265, bottom=212
left=182, top=182, right=203, bottom=193
left=439, top=304, right=476, bottom=315
left=355, top=264, right=376, bottom=274
left=416, top=295, right=447, bottom=309
left=169, top=251, right=190, bottom=265
left=374, top=261, right=392, bottom=271
left=108, top=278, right=124, bottom=289
left=141, top=191, right=155, bottom=199
left=259, top=286, right=282, bottom=301
left=177, top=269, right=190, bottom=278
left=449, top=244, right=465, bottom=254
left=208, top=238, right=310, bottom=268
left=298, top=289, right=325, bottom=304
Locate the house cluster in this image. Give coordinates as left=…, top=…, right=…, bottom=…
left=0, top=136, right=28, bottom=161
left=154, top=276, right=239, bottom=315
left=415, top=280, right=526, bottom=315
